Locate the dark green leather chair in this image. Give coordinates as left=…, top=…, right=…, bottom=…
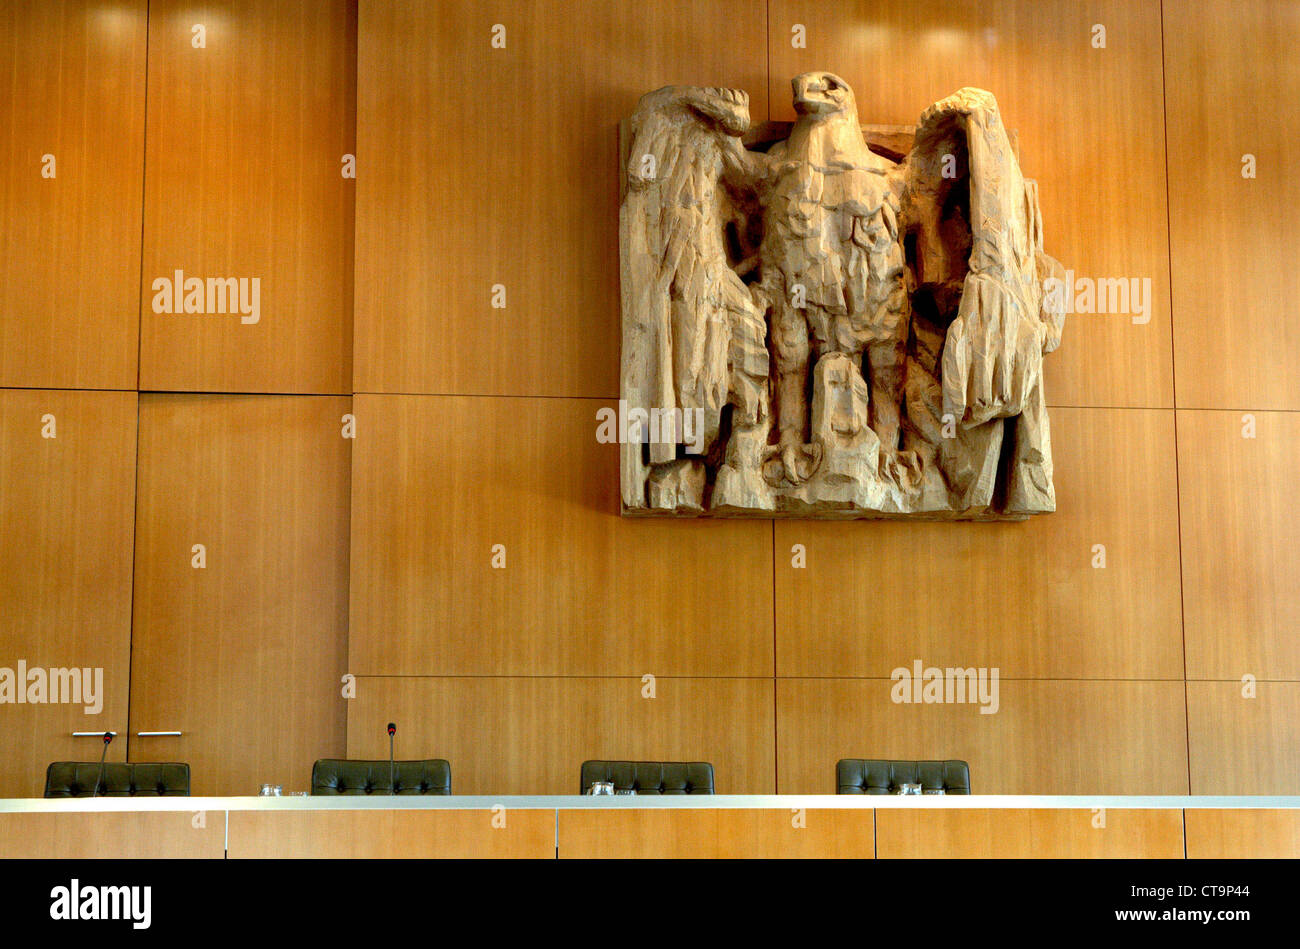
left=44, top=761, right=191, bottom=797
left=836, top=759, right=970, bottom=794
left=580, top=760, right=714, bottom=794
left=310, top=758, right=451, bottom=795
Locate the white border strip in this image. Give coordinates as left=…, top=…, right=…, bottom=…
left=5, top=794, right=1300, bottom=813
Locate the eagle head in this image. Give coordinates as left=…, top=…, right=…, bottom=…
left=792, top=71, right=854, bottom=117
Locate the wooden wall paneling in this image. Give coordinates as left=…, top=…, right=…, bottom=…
left=1178, top=410, right=1300, bottom=679
left=0, top=390, right=137, bottom=797
left=353, top=0, right=768, bottom=396
left=228, top=808, right=555, bottom=858
left=138, top=0, right=355, bottom=393
left=347, top=676, right=775, bottom=795
left=1185, top=809, right=1300, bottom=859
left=776, top=678, right=1188, bottom=795
left=876, top=808, right=1184, bottom=859
left=0, top=811, right=224, bottom=858
left=775, top=408, right=1182, bottom=679
left=1187, top=681, right=1300, bottom=795
left=768, top=0, right=1172, bottom=409
left=348, top=394, right=773, bottom=677
left=129, top=394, right=351, bottom=796
left=0, top=0, right=147, bottom=389
left=1165, top=0, right=1300, bottom=409
left=558, top=808, right=875, bottom=858
left=6, top=0, right=1296, bottom=812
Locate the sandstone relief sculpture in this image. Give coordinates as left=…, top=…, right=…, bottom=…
left=619, top=73, right=1066, bottom=519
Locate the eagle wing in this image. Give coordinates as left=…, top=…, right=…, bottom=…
left=901, top=87, right=1064, bottom=428
left=620, top=87, right=761, bottom=507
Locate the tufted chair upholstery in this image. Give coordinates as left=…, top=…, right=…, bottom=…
left=311, top=758, right=451, bottom=795
left=580, top=760, right=714, bottom=795
left=44, top=762, right=191, bottom=797
left=836, top=759, right=970, bottom=794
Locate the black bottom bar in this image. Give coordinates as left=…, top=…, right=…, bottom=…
left=0, top=858, right=1287, bottom=935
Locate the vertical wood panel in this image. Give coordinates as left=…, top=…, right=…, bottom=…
left=775, top=409, right=1183, bottom=679
left=1178, top=410, right=1300, bottom=679
left=354, top=0, right=768, bottom=396
left=130, top=394, right=350, bottom=795
left=139, top=0, right=355, bottom=393
left=348, top=394, right=774, bottom=676
left=1165, top=0, right=1300, bottom=409
left=768, top=0, right=1173, bottom=409
left=0, top=0, right=146, bottom=389
left=1188, top=681, right=1300, bottom=795
left=348, top=676, right=775, bottom=795
left=0, top=390, right=136, bottom=797
left=777, top=678, right=1189, bottom=795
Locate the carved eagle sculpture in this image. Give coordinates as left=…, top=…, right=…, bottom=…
left=619, top=77, right=1065, bottom=519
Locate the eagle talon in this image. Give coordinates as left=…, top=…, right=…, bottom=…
left=761, top=441, right=822, bottom=487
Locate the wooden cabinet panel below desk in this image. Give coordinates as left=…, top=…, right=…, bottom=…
left=0, top=812, right=222, bottom=859
left=558, top=808, right=874, bottom=858
left=1185, top=809, right=1300, bottom=858
left=876, top=808, right=1184, bottom=858
left=227, top=808, right=554, bottom=859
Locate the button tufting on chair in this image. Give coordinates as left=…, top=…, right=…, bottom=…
left=580, top=760, right=714, bottom=795
left=310, top=759, right=451, bottom=795
left=44, top=762, right=191, bottom=798
left=835, top=759, right=970, bottom=795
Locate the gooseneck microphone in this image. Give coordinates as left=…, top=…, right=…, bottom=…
left=91, top=731, right=113, bottom=798
left=387, top=722, right=397, bottom=795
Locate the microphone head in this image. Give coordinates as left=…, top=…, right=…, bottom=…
left=387, top=722, right=396, bottom=736
left=102, top=731, right=113, bottom=744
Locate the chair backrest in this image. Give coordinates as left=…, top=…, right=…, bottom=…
left=836, top=759, right=970, bottom=794
left=580, top=760, right=714, bottom=795
left=310, top=758, right=451, bottom=795
left=44, top=762, right=191, bottom=797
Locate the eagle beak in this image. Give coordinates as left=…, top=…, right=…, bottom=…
left=792, top=74, right=832, bottom=114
